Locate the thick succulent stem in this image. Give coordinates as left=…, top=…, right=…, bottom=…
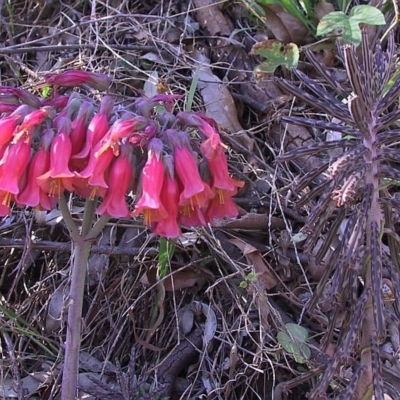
left=355, top=119, right=382, bottom=398
left=59, top=196, right=109, bottom=399
left=61, top=237, right=92, bottom=400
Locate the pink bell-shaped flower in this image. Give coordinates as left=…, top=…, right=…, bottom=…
left=153, top=156, right=181, bottom=238
left=0, top=105, right=33, bottom=147
left=96, top=145, right=133, bottom=218
left=17, top=130, right=56, bottom=210
left=132, top=138, right=167, bottom=225
left=73, top=96, right=114, bottom=160
left=0, top=140, right=32, bottom=207
left=37, top=118, right=75, bottom=197
left=69, top=101, right=94, bottom=157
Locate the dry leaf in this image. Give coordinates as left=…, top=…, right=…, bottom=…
left=314, top=1, right=335, bottom=20
left=178, top=307, right=195, bottom=335
left=192, top=50, right=243, bottom=133
left=192, top=301, right=217, bottom=344
left=192, top=0, right=233, bottom=36
left=217, top=212, right=285, bottom=230
left=262, top=4, right=313, bottom=45
left=45, top=282, right=68, bottom=333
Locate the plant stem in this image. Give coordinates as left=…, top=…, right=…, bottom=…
left=58, top=194, right=80, bottom=242
left=59, top=194, right=104, bottom=400
left=61, top=238, right=92, bottom=400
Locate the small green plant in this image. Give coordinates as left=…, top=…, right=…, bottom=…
left=252, top=41, right=300, bottom=74
left=277, top=323, right=311, bottom=364
left=316, top=5, right=386, bottom=46
left=245, top=0, right=387, bottom=72
left=239, top=271, right=257, bottom=288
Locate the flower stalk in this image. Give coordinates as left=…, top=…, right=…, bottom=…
left=59, top=195, right=109, bottom=400
left=0, top=68, right=243, bottom=398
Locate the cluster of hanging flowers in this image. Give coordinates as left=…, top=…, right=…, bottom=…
left=0, top=70, right=244, bottom=238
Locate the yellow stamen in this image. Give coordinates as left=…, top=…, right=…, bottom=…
left=217, top=189, right=225, bottom=204
left=143, top=210, right=154, bottom=225
left=2, top=192, right=12, bottom=207
left=49, top=178, right=61, bottom=198
left=89, top=186, right=98, bottom=200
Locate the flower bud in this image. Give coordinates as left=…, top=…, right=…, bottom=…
left=0, top=87, right=41, bottom=108
left=73, top=96, right=113, bottom=160
left=44, top=70, right=111, bottom=91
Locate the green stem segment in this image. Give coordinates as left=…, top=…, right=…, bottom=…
left=59, top=195, right=109, bottom=400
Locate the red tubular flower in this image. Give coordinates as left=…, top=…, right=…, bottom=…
left=132, top=138, right=167, bottom=224
left=44, top=70, right=111, bottom=91
left=150, top=94, right=183, bottom=112
left=0, top=143, right=8, bottom=163
left=36, top=118, right=75, bottom=197
left=164, top=129, right=214, bottom=210
left=76, top=142, right=115, bottom=199
left=203, top=143, right=243, bottom=222
left=73, top=96, right=114, bottom=160
left=205, top=191, right=240, bottom=221
left=203, top=144, right=244, bottom=194
left=176, top=111, right=219, bottom=138
left=0, top=115, right=23, bottom=147
left=96, top=146, right=133, bottom=218
left=96, top=117, right=150, bottom=157
left=69, top=101, right=94, bottom=158
left=153, top=156, right=181, bottom=238
left=174, top=146, right=214, bottom=208
left=17, top=147, right=51, bottom=209
left=0, top=105, right=33, bottom=147
left=18, top=106, right=55, bottom=131
left=179, top=205, right=207, bottom=227
left=13, top=106, right=55, bottom=143
left=0, top=140, right=31, bottom=208
left=200, top=133, right=224, bottom=160
left=134, top=95, right=182, bottom=117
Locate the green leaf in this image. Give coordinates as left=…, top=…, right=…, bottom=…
left=256, top=0, right=280, bottom=5
left=158, top=238, right=175, bottom=278
left=277, top=323, right=311, bottom=364
left=286, top=323, right=309, bottom=342
left=247, top=271, right=257, bottom=281
left=317, top=6, right=385, bottom=45
left=316, top=11, right=347, bottom=37
left=41, top=86, right=51, bottom=98
left=254, top=41, right=299, bottom=73
left=342, top=20, right=362, bottom=45
left=277, top=331, right=310, bottom=363
left=239, top=280, right=248, bottom=288
left=349, top=5, right=386, bottom=26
